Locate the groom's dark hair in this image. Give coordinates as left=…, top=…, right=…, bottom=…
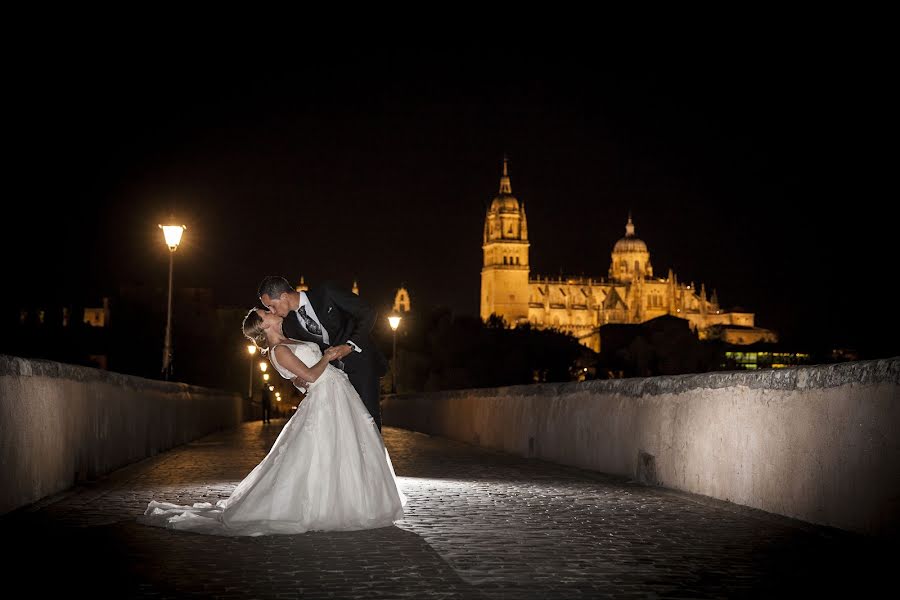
left=257, top=276, right=295, bottom=299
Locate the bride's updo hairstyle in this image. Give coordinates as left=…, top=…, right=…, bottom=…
left=242, top=309, right=270, bottom=355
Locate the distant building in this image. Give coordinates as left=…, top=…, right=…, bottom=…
left=480, top=157, right=775, bottom=352
left=83, top=297, right=110, bottom=327
left=722, top=347, right=812, bottom=370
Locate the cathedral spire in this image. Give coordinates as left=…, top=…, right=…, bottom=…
left=499, top=156, right=512, bottom=194
left=625, top=212, right=635, bottom=237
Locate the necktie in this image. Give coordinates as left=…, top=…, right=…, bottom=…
left=298, top=305, right=323, bottom=337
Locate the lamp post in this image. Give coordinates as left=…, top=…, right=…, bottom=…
left=159, top=222, right=185, bottom=380
left=246, top=344, right=257, bottom=398
left=388, top=314, right=402, bottom=393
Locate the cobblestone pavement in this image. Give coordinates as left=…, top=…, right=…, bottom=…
left=3, top=421, right=894, bottom=599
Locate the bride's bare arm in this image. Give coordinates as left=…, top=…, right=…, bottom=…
left=273, top=346, right=341, bottom=383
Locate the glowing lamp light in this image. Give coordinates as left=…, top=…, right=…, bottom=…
left=388, top=315, right=402, bottom=331
left=259, top=361, right=267, bottom=372
left=159, top=224, right=186, bottom=251
left=263, top=373, right=270, bottom=382
left=268, top=385, right=275, bottom=391
left=247, top=344, right=257, bottom=355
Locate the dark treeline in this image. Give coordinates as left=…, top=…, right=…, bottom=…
left=379, top=309, right=596, bottom=394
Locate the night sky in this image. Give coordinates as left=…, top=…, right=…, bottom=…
left=7, top=39, right=895, bottom=358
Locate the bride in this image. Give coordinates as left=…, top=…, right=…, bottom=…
left=139, top=308, right=406, bottom=536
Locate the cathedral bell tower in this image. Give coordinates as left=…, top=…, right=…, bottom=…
left=480, top=157, right=530, bottom=324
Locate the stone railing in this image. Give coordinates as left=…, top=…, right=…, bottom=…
left=383, top=357, right=899, bottom=536
left=0, top=355, right=243, bottom=515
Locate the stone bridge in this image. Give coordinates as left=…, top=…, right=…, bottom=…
left=1, top=355, right=897, bottom=598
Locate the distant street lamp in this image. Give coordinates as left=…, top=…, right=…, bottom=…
left=246, top=344, right=257, bottom=398
left=259, top=361, right=268, bottom=373
left=388, top=314, right=402, bottom=393
left=263, top=373, right=270, bottom=382
left=159, top=222, right=186, bottom=380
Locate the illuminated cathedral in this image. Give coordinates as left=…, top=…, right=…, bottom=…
left=480, top=159, right=777, bottom=352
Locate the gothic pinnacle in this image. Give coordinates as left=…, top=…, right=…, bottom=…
left=499, top=156, right=512, bottom=194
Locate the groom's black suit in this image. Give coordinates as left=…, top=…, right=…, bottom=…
left=281, top=281, right=389, bottom=430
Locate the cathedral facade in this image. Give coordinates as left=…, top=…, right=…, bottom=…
left=480, top=159, right=776, bottom=352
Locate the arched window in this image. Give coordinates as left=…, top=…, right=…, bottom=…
left=634, top=260, right=640, bottom=273
left=515, top=256, right=520, bottom=265
left=503, top=256, right=508, bottom=265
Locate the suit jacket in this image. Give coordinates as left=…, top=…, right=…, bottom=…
left=282, top=281, right=389, bottom=377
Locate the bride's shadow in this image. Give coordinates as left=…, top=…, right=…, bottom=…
left=123, top=520, right=483, bottom=598
left=5, top=513, right=483, bottom=599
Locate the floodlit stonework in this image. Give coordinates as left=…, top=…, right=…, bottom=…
left=480, top=159, right=775, bottom=351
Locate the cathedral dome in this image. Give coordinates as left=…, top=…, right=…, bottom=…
left=488, top=157, right=520, bottom=213
left=613, top=236, right=648, bottom=253
left=612, top=215, right=648, bottom=254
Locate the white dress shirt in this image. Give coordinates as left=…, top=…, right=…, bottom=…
left=297, top=291, right=362, bottom=353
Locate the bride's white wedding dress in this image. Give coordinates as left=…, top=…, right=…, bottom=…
left=139, top=340, right=406, bottom=536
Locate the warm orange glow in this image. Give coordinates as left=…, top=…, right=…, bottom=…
left=388, top=315, right=402, bottom=331
left=247, top=344, right=257, bottom=355
left=263, top=373, right=270, bottom=382
left=259, top=361, right=267, bottom=372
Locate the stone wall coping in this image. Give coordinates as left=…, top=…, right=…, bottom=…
left=0, top=354, right=235, bottom=397
left=390, top=357, right=900, bottom=400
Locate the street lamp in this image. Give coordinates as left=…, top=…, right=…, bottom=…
left=259, top=361, right=267, bottom=373
left=246, top=344, right=257, bottom=398
left=159, top=222, right=185, bottom=380
left=388, top=313, right=402, bottom=393
left=263, top=373, right=270, bottom=382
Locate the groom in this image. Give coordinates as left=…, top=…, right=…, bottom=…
left=257, top=276, right=389, bottom=430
